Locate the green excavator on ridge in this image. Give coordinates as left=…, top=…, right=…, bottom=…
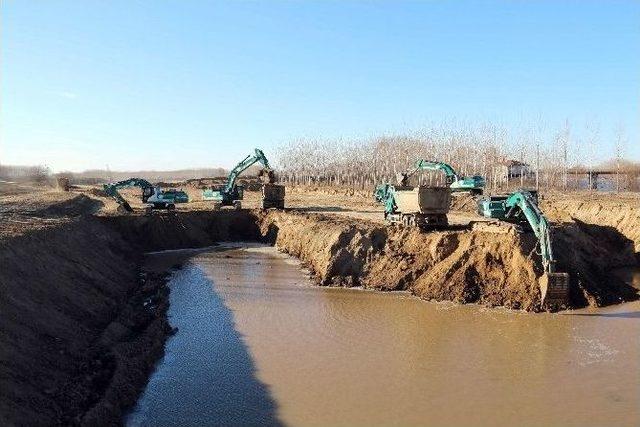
left=477, top=190, right=570, bottom=309
left=103, top=178, right=189, bottom=212
left=202, top=148, right=278, bottom=210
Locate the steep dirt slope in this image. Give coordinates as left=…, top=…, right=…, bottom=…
left=102, top=210, right=260, bottom=252
left=0, top=216, right=170, bottom=425
left=256, top=210, right=638, bottom=311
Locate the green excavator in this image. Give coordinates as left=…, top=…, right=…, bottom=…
left=477, top=190, right=570, bottom=309
left=400, top=160, right=485, bottom=194
left=103, top=178, right=189, bottom=212
left=202, top=148, right=275, bottom=209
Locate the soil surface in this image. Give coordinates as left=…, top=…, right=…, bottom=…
left=1, top=181, right=638, bottom=425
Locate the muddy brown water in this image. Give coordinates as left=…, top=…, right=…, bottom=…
left=128, top=244, right=640, bottom=427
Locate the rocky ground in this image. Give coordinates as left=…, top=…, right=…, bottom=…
left=0, top=181, right=638, bottom=425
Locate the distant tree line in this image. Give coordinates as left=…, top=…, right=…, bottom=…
left=0, top=165, right=51, bottom=183
left=275, top=120, right=640, bottom=192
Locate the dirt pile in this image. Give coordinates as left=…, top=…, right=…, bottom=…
left=0, top=218, right=171, bottom=425
left=31, top=194, right=104, bottom=217
left=450, top=192, right=478, bottom=212
left=256, top=210, right=638, bottom=311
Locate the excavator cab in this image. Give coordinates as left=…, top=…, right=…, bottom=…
left=141, top=186, right=155, bottom=202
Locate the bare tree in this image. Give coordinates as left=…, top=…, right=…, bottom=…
left=274, top=118, right=635, bottom=193
left=614, top=122, right=627, bottom=193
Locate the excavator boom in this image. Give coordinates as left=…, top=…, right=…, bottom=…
left=103, top=178, right=155, bottom=212
left=224, top=148, right=272, bottom=193
left=403, top=160, right=485, bottom=194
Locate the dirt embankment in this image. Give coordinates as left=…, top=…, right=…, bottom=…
left=541, top=193, right=640, bottom=255
left=102, top=210, right=260, bottom=252
left=256, top=210, right=638, bottom=311
left=449, top=190, right=640, bottom=255
left=0, top=215, right=171, bottom=425
left=101, top=206, right=638, bottom=312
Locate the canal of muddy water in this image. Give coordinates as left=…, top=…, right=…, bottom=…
left=128, top=243, right=640, bottom=426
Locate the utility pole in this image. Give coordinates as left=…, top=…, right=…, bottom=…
left=535, top=142, right=540, bottom=191
left=520, top=146, right=524, bottom=188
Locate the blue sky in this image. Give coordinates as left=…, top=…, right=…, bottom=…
left=1, top=0, right=639, bottom=171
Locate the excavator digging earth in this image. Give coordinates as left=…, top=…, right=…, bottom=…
left=202, top=148, right=284, bottom=210
left=476, top=190, right=571, bottom=309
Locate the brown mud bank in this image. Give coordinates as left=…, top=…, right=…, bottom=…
left=0, top=210, right=263, bottom=425
left=101, top=209, right=638, bottom=312
left=255, top=210, right=638, bottom=311
left=0, top=218, right=172, bottom=426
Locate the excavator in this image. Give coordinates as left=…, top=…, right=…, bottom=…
left=477, top=190, right=570, bottom=309
left=103, top=178, right=189, bottom=212
left=400, top=160, right=485, bottom=194
left=202, top=148, right=275, bottom=209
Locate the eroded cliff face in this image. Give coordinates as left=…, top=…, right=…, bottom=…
left=0, top=217, right=171, bottom=425
left=255, top=210, right=638, bottom=311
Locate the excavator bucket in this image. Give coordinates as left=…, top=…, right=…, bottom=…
left=258, top=169, right=276, bottom=184
left=116, top=201, right=133, bottom=213
left=539, top=272, right=570, bottom=309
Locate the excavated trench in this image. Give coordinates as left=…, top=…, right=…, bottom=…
left=104, top=209, right=639, bottom=311
left=1, top=206, right=638, bottom=425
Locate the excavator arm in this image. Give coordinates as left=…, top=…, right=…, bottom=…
left=413, top=160, right=459, bottom=183
left=400, top=160, right=458, bottom=185
left=504, top=192, right=557, bottom=272
left=224, top=148, right=272, bottom=194
left=103, top=178, right=155, bottom=212
left=400, top=159, right=484, bottom=194
left=501, top=191, right=569, bottom=307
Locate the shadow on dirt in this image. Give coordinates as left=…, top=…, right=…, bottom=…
left=32, top=194, right=104, bottom=217
left=554, top=219, right=639, bottom=307
left=102, top=210, right=261, bottom=252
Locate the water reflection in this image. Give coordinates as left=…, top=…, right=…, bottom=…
left=130, top=245, right=640, bottom=427
left=127, top=264, right=282, bottom=426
